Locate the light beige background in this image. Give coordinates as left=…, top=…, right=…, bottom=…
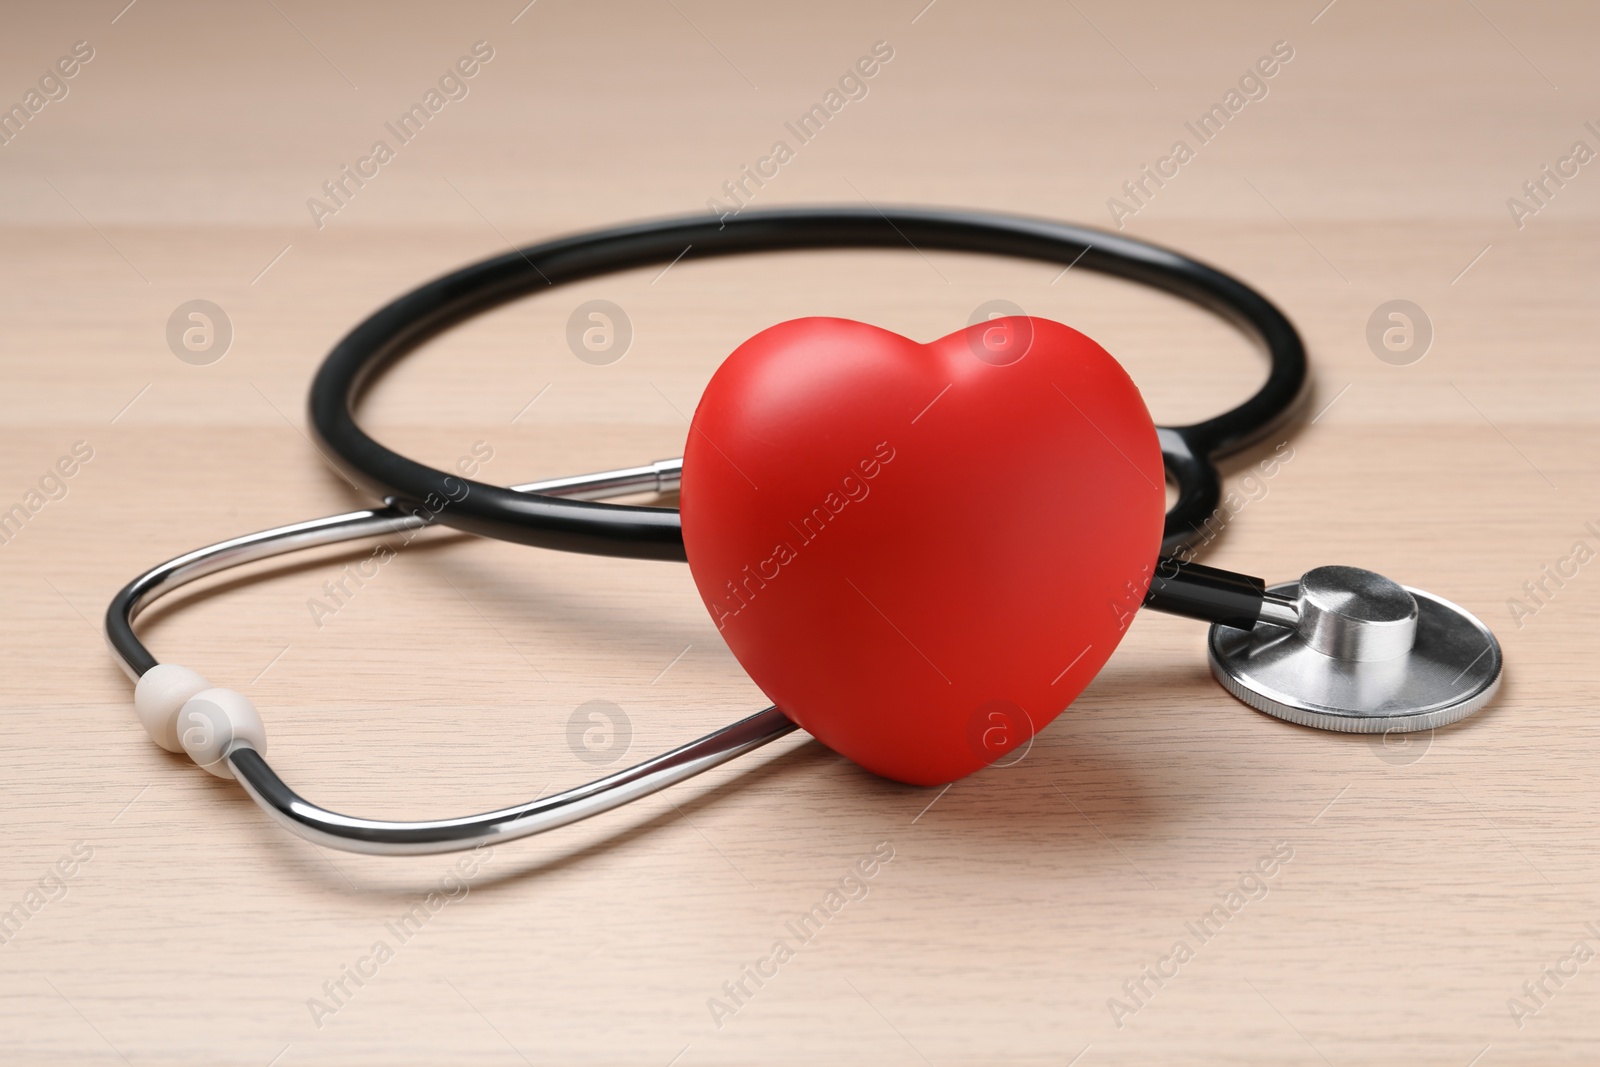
left=1, top=1, right=1597, bottom=1064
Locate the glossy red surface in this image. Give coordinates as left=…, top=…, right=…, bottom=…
left=680, top=317, right=1165, bottom=785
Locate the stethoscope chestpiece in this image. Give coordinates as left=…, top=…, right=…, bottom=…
left=1207, top=565, right=1503, bottom=733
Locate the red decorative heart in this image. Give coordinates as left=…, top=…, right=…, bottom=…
left=680, top=317, right=1164, bottom=786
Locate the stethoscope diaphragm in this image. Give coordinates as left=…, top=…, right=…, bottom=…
left=1209, top=566, right=1502, bottom=733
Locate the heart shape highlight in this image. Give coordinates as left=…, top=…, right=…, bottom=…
left=680, top=316, right=1164, bottom=786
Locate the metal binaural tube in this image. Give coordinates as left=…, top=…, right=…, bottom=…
left=227, top=707, right=794, bottom=856
left=105, top=458, right=798, bottom=856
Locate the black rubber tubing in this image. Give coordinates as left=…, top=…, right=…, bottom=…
left=308, top=206, right=1308, bottom=561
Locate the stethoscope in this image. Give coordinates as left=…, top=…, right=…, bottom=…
left=105, top=207, right=1503, bottom=856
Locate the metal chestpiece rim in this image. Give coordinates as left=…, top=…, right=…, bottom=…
left=1207, top=566, right=1504, bottom=733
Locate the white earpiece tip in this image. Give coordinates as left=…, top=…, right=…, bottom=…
left=177, top=688, right=266, bottom=779
left=133, top=664, right=212, bottom=753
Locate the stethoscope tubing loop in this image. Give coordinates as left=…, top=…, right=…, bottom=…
left=309, top=206, right=1308, bottom=558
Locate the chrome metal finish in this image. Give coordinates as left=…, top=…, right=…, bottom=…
left=1208, top=571, right=1502, bottom=733
left=517, top=457, right=682, bottom=501
left=1295, top=565, right=1418, bottom=661
left=108, top=457, right=802, bottom=856
left=227, top=707, right=795, bottom=856
left=1257, top=591, right=1300, bottom=629
left=108, top=509, right=422, bottom=682
left=105, top=462, right=688, bottom=682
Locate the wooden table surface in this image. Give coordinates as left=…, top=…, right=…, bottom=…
left=3, top=1, right=1597, bottom=1063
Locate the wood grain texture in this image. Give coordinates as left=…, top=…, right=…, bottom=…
left=1, top=1, right=1597, bottom=1063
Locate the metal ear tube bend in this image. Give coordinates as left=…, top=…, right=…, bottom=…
left=105, top=460, right=798, bottom=857
left=103, top=451, right=1318, bottom=856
